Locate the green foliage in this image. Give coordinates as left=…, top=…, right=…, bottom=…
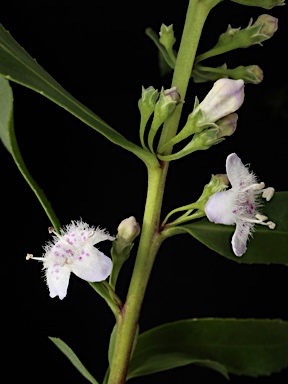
left=49, top=337, right=99, bottom=384
left=128, top=318, right=288, bottom=380
left=164, top=192, right=288, bottom=264
left=0, top=76, right=61, bottom=231
left=0, top=24, right=156, bottom=167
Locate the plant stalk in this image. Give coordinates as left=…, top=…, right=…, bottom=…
left=107, top=1, right=217, bottom=382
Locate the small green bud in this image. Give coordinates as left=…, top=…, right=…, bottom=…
left=190, top=127, right=223, bottom=151
left=253, top=14, right=278, bottom=38
left=152, top=86, right=180, bottom=126
left=190, top=112, right=238, bottom=151
left=230, top=0, right=285, bottom=10
left=159, top=24, right=176, bottom=58
left=232, top=65, right=264, bottom=84
left=192, top=64, right=264, bottom=85
left=147, top=86, right=181, bottom=152
left=206, top=14, right=278, bottom=56
left=138, top=86, right=159, bottom=119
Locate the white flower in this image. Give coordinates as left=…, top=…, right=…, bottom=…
left=27, top=220, right=114, bottom=299
left=205, top=153, right=275, bottom=257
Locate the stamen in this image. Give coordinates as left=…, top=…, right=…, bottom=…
left=267, top=221, right=276, bottom=229
left=26, top=254, right=45, bottom=261
left=262, top=187, right=275, bottom=201
left=242, top=182, right=265, bottom=192
left=240, top=216, right=275, bottom=229
left=48, top=226, right=62, bottom=240
left=255, top=214, right=268, bottom=222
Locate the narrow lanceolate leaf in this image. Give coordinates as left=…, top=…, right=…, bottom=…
left=0, top=76, right=60, bottom=232
left=127, top=318, right=288, bottom=380
left=0, top=25, right=155, bottom=166
left=49, top=337, right=99, bottom=384
left=163, top=192, right=288, bottom=265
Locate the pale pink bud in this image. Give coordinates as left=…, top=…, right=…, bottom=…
left=193, top=79, right=244, bottom=125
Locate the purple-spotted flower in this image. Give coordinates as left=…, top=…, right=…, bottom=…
left=26, top=220, right=114, bottom=299
left=205, top=153, right=275, bottom=257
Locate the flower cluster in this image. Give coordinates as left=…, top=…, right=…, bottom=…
left=27, top=220, right=114, bottom=299
left=205, top=153, right=275, bottom=256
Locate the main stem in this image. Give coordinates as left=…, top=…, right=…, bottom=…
left=107, top=1, right=215, bottom=383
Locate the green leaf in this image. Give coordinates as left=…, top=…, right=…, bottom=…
left=128, top=318, right=288, bottom=380
left=49, top=337, right=99, bottom=384
left=163, top=192, right=288, bottom=264
left=0, top=24, right=156, bottom=166
left=0, top=76, right=60, bottom=231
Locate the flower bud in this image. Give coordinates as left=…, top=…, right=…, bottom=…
left=230, top=0, right=285, bottom=10
left=117, top=216, right=141, bottom=244
left=253, top=14, right=278, bottom=38
left=188, top=113, right=238, bottom=152
left=151, top=86, right=180, bottom=128
left=159, top=24, right=176, bottom=57
left=233, top=65, right=264, bottom=84
left=216, top=113, right=238, bottom=137
left=191, top=78, right=244, bottom=127
left=112, top=216, right=141, bottom=261
left=138, top=86, right=159, bottom=120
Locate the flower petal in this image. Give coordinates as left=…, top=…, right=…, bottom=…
left=226, top=153, right=254, bottom=189
left=71, top=247, right=113, bottom=282
left=231, top=221, right=251, bottom=257
left=205, top=189, right=237, bottom=225
left=90, top=228, right=115, bottom=245
left=45, top=262, right=71, bottom=300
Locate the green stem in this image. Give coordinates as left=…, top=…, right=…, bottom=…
left=107, top=1, right=218, bottom=383
left=157, top=0, right=220, bottom=153
left=107, top=163, right=166, bottom=384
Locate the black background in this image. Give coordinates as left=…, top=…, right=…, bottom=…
left=1, top=1, right=288, bottom=383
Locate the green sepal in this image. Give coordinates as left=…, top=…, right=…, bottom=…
left=159, top=24, right=177, bottom=65
left=49, top=337, right=99, bottom=384
left=138, top=86, right=159, bottom=150
left=0, top=76, right=61, bottom=232
left=128, top=318, right=288, bottom=380
left=192, top=64, right=263, bottom=84
left=162, top=192, right=288, bottom=265
left=148, top=87, right=179, bottom=153
left=158, top=124, right=223, bottom=162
